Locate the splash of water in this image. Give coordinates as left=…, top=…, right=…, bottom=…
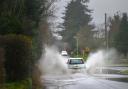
left=86, top=50, right=105, bottom=74
left=86, top=49, right=117, bottom=74
left=38, top=46, right=68, bottom=75
left=38, top=45, right=117, bottom=76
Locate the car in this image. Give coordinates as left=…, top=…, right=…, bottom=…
left=67, top=58, right=86, bottom=73
left=61, top=51, right=69, bottom=63
left=61, top=51, right=68, bottom=56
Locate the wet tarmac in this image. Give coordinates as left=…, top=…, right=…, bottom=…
left=42, top=73, right=128, bottom=89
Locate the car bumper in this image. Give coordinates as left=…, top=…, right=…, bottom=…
left=68, top=68, right=86, bottom=73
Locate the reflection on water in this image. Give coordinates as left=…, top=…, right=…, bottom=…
left=92, top=67, right=128, bottom=83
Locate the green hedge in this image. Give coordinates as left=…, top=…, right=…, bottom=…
left=0, top=34, right=33, bottom=82
left=0, top=79, right=32, bottom=89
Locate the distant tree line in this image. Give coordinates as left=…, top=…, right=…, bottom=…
left=109, top=12, right=128, bottom=58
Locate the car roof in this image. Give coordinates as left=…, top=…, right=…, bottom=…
left=68, top=58, right=83, bottom=59
left=61, top=51, right=68, bottom=55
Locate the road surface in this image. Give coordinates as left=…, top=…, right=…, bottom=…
left=41, top=73, right=128, bottom=89
left=97, top=66, right=128, bottom=71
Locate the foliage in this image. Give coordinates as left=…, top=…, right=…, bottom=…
left=109, top=13, right=121, bottom=47
left=71, top=53, right=88, bottom=61
left=0, top=15, right=23, bottom=35
left=0, top=0, right=44, bottom=36
left=0, top=79, right=32, bottom=89
left=61, top=0, right=92, bottom=50
left=108, top=12, right=128, bottom=57
left=0, top=34, right=32, bottom=82
left=0, top=47, right=6, bottom=84
left=115, top=13, right=128, bottom=57
left=32, top=0, right=57, bottom=62
left=76, top=25, right=94, bottom=49
left=0, top=0, right=52, bottom=63
left=0, top=0, right=57, bottom=88
left=0, top=0, right=57, bottom=61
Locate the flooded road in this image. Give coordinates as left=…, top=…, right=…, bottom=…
left=97, top=66, right=128, bottom=71
left=42, top=73, right=128, bottom=89
left=39, top=48, right=128, bottom=89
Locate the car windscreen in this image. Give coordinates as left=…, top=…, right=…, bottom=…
left=69, top=59, right=84, bottom=64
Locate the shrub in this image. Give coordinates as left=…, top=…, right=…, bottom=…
left=2, top=34, right=32, bottom=82
left=0, top=79, right=32, bottom=89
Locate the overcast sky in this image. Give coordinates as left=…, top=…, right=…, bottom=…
left=55, top=0, right=128, bottom=25
left=89, top=0, right=128, bottom=24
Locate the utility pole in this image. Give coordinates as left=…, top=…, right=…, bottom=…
left=76, top=37, right=78, bottom=57
left=105, top=13, right=108, bottom=50
left=105, top=13, right=109, bottom=69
